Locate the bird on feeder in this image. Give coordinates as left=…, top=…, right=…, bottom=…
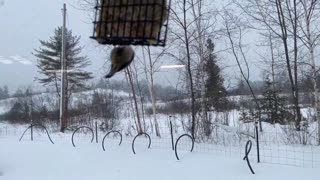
left=105, top=46, right=135, bottom=78
left=93, top=0, right=170, bottom=78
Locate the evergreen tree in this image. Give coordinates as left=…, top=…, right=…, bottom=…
left=33, top=27, right=93, bottom=131
left=0, top=87, right=4, bottom=100
left=239, top=108, right=254, bottom=123
left=204, top=39, right=229, bottom=111
left=0, top=85, right=9, bottom=100
left=260, top=77, right=287, bottom=124
left=3, top=85, right=9, bottom=98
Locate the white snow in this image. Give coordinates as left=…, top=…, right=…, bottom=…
left=0, top=91, right=319, bottom=179
left=0, top=136, right=318, bottom=180
left=0, top=123, right=317, bottom=180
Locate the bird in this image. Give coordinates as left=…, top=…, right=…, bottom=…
left=105, top=46, right=135, bottom=78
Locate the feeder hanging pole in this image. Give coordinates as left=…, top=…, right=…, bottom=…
left=60, top=3, right=67, bottom=132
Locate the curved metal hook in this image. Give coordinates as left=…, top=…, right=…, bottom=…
left=132, top=133, right=151, bottom=154
left=19, top=124, right=54, bottom=144
left=243, top=140, right=255, bottom=174
left=19, top=126, right=32, bottom=142
left=174, top=134, right=194, bottom=160
left=71, top=126, right=94, bottom=147
left=33, top=124, right=54, bottom=144
left=102, top=130, right=123, bottom=151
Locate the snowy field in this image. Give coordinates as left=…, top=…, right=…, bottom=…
left=0, top=130, right=318, bottom=180
left=1, top=92, right=320, bottom=179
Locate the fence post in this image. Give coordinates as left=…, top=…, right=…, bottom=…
left=30, top=124, right=33, bottom=141
left=95, top=121, right=98, bottom=143
left=170, top=118, right=174, bottom=151
left=255, top=121, right=260, bottom=163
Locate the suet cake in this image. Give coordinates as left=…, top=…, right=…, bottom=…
left=95, top=0, right=168, bottom=45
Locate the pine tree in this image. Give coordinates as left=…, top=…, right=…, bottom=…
left=260, top=77, right=287, bottom=124
left=3, top=85, right=9, bottom=99
left=0, top=85, right=9, bottom=100
left=0, top=87, right=3, bottom=100
left=239, top=108, right=253, bottom=123
left=33, top=27, right=93, bottom=131
left=204, top=39, right=229, bottom=111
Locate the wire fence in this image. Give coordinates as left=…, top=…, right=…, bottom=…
left=0, top=120, right=319, bottom=168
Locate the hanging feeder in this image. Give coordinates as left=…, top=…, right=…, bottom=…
left=91, top=0, right=171, bottom=46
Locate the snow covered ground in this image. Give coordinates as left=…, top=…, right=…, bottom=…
left=0, top=136, right=318, bottom=180
left=0, top=91, right=320, bottom=179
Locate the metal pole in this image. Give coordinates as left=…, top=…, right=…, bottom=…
left=95, top=121, right=98, bottom=143
left=170, top=122, right=174, bottom=150
left=60, top=3, right=67, bottom=132
left=169, top=116, right=174, bottom=151
left=30, top=124, right=33, bottom=141
left=255, top=121, right=260, bottom=163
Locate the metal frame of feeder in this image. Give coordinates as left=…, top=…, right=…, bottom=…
left=91, top=0, right=171, bottom=46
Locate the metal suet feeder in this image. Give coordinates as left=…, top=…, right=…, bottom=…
left=91, top=0, right=171, bottom=46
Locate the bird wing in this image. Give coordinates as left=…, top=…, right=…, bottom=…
left=117, top=51, right=135, bottom=72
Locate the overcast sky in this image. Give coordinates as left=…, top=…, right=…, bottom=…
left=0, top=0, right=188, bottom=93
left=0, top=0, right=262, bottom=93
left=0, top=0, right=96, bottom=91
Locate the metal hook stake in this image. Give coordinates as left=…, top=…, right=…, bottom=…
left=174, top=134, right=194, bottom=160
left=132, top=133, right=151, bottom=154
left=243, top=140, right=255, bottom=174
left=102, top=130, right=123, bottom=151
left=71, top=126, right=94, bottom=147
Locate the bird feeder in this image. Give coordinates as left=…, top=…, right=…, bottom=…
left=91, top=0, right=171, bottom=46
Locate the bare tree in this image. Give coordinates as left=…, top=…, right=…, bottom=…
left=130, top=59, right=148, bottom=132
left=234, top=0, right=304, bottom=130
left=138, top=47, right=167, bottom=137
left=125, top=67, right=143, bottom=134
left=168, top=0, right=217, bottom=138
left=190, top=0, right=211, bottom=137
left=298, top=0, right=320, bottom=144
left=221, top=10, right=263, bottom=131
left=169, top=0, right=197, bottom=137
